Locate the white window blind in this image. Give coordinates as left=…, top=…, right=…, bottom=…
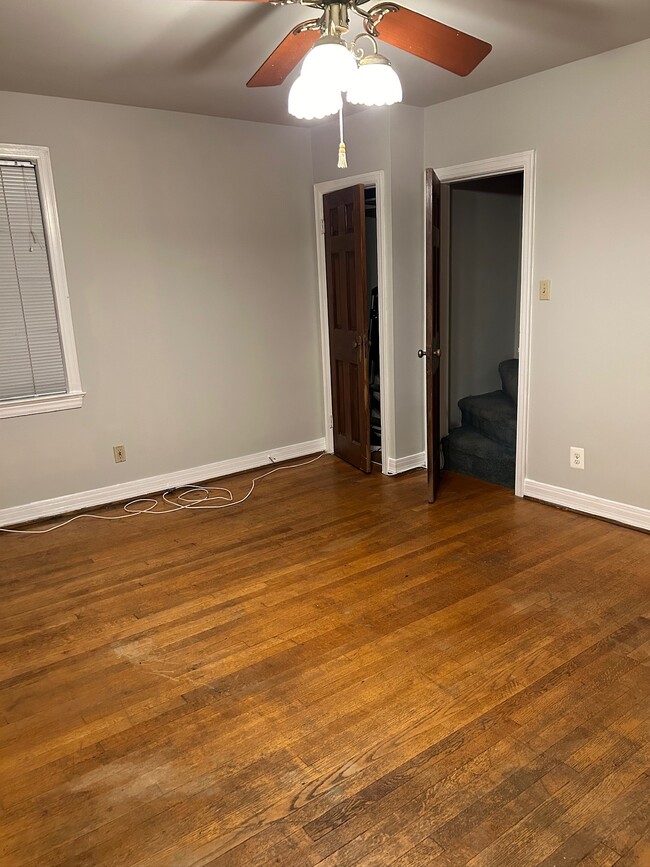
left=0, top=160, right=67, bottom=401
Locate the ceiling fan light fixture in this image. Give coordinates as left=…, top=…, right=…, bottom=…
left=288, top=73, right=343, bottom=120
left=346, top=54, right=403, bottom=107
left=301, top=35, right=358, bottom=93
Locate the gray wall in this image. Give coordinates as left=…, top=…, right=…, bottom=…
left=449, top=186, right=522, bottom=427
left=426, top=39, right=650, bottom=508
left=311, top=108, right=392, bottom=187
left=389, top=106, right=425, bottom=461
left=0, top=91, right=323, bottom=510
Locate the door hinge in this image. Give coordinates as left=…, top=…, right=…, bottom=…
left=320, top=218, right=325, bottom=235
left=329, top=414, right=334, bottom=429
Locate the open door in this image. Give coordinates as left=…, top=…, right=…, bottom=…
left=423, top=169, right=442, bottom=501
left=323, top=184, right=371, bottom=473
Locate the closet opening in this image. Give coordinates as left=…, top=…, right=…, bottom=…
left=442, top=171, right=524, bottom=488
left=365, top=186, right=381, bottom=469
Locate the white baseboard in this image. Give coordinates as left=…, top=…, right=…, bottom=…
left=523, top=479, right=650, bottom=532
left=387, top=452, right=427, bottom=475
left=0, top=437, right=326, bottom=529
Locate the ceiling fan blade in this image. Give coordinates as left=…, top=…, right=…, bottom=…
left=369, top=5, right=492, bottom=76
left=247, top=25, right=321, bottom=86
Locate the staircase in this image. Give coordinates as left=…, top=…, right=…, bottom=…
left=442, top=359, right=518, bottom=488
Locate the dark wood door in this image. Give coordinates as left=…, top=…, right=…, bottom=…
left=424, top=168, right=442, bottom=502
left=323, top=184, right=371, bottom=474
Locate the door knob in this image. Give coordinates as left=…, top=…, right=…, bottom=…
left=418, top=348, right=441, bottom=358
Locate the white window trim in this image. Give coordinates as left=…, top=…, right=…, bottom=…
left=0, top=143, right=84, bottom=419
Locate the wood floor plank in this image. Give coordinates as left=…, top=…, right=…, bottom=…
left=0, top=458, right=648, bottom=866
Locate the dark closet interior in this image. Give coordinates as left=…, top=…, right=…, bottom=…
left=364, top=186, right=381, bottom=466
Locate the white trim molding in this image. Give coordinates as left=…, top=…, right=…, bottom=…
left=0, top=438, right=326, bottom=529
left=0, top=390, right=84, bottom=419
left=0, top=143, right=84, bottom=418
left=523, top=479, right=650, bottom=532
left=387, top=452, right=426, bottom=475
left=314, top=171, right=394, bottom=475
left=432, top=150, right=536, bottom=499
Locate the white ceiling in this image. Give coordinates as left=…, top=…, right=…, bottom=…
left=0, top=0, right=649, bottom=126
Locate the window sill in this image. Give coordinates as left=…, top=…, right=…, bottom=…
left=0, top=391, right=85, bottom=419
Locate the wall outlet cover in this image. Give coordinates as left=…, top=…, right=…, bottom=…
left=570, top=446, right=584, bottom=469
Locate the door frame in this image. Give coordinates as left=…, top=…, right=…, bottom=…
left=425, top=150, right=536, bottom=497
left=314, top=170, right=393, bottom=475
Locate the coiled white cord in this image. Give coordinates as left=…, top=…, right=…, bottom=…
left=0, top=452, right=326, bottom=536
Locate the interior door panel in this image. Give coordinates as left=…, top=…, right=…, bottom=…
left=323, top=185, right=371, bottom=474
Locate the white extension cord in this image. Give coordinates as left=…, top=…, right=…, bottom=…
left=0, top=452, right=326, bottom=536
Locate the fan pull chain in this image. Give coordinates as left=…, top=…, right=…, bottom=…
left=337, top=106, right=348, bottom=169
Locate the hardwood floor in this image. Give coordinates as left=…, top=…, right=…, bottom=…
left=1, top=457, right=649, bottom=867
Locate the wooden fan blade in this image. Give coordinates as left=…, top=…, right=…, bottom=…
left=247, top=26, right=320, bottom=86
left=369, top=5, right=491, bottom=76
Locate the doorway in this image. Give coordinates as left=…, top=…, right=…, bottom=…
left=423, top=152, right=536, bottom=500
left=443, top=172, right=523, bottom=489
left=365, top=187, right=382, bottom=468
left=314, top=171, right=392, bottom=475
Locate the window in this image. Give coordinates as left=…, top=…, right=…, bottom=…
left=0, top=144, right=83, bottom=418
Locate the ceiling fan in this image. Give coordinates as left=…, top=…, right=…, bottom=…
left=202, top=0, right=491, bottom=164
left=202, top=0, right=492, bottom=87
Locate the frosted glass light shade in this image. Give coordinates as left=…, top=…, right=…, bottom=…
left=346, top=60, right=403, bottom=106
left=301, top=39, right=358, bottom=93
left=288, top=74, right=342, bottom=120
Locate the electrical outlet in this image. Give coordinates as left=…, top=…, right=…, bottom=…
left=570, top=447, right=584, bottom=469
left=113, top=444, right=126, bottom=463
left=539, top=279, right=551, bottom=301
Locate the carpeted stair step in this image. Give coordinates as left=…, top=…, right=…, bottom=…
left=499, top=358, right=519, bottom=405
left=442, top=426, right=515, bottom=489
left=458, top=390, right=517, bottom=449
